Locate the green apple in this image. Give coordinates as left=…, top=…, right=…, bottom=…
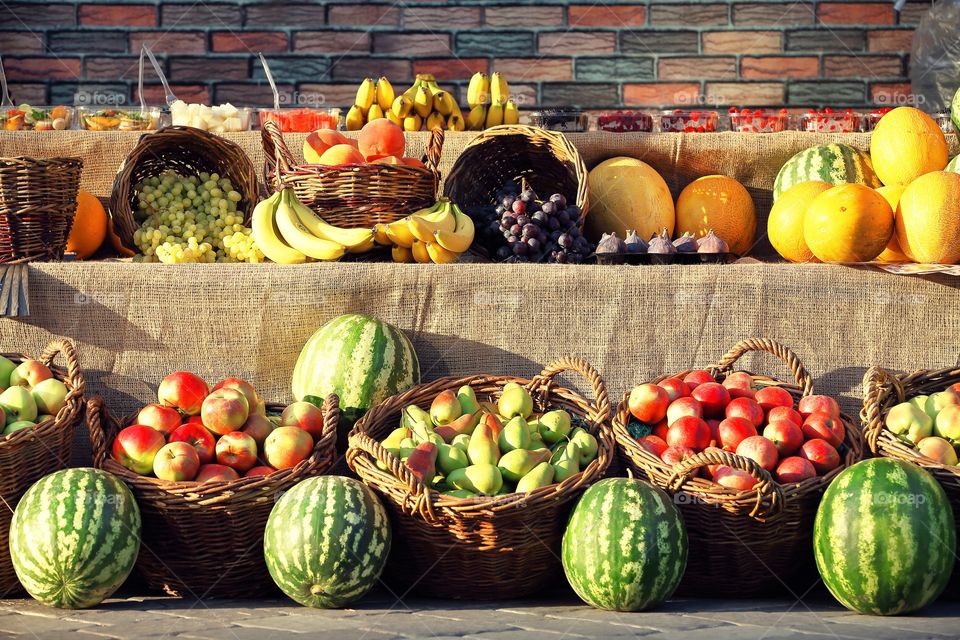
left=0, top=386, right=37, bottom=425
left=31, top=378, right=68, bottom=416
left=3, top=420, right=35, bottom=435
left=0, top=356, right=15, bottom=390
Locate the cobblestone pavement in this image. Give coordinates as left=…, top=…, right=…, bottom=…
left=2, top=587, right=959, bottom=640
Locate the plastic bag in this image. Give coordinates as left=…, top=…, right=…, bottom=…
left=911, top=0, right=960, bottom=112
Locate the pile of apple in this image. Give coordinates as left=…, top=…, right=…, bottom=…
left=383, top=383, right=599, bottom=497
left=111, top=372, right=325, bottom=483
left=628, top=370, right=847, bottom=488
left=0, top=356, right=69, bottom=436
left=885, top=383, right=960, bottom=465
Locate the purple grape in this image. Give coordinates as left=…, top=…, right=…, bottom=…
left=547, top=217, right=560, bottom=231
left=558, top=233, right=572, bottom=248
left=501, top=196, right=514, bottom=209
left=516, top=215, right=531, bottom=226
left=513, top=242, right=528, bottom=256
left=567, top=205, right=581, bottom=219
left=556, top=251, right=568, bottom=264
left=527, top=237, right=540, bottom=252
left=512, top=200, right=526, bottom=215
left=502, top=215, right=516, bottom=227
left=557, top=211, right=570, bottom=225
left=496, top=246, right=512, bottom=261
left=540, top=201, right=556, bottom=216
left=531, top=211, right=547, bottom=225
left=549, top=193, right=567, bottom=209
left=522, top=223, right=538, bottom=237
left=510, top=223, right=522, bottom=236
left=507, top=234, right=518, bottom=244
left=521, top=189, right=536, bottom=203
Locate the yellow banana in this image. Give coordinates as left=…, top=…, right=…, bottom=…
left=355, top=77, right=376, bottom=110
left=418, top=73, right=436, bottom=83
left=426, top=111, right=445, bottom=130
left=345, top=105, right=365, bottom=131
left=386, top=110, right=401, bottom=125
left=465, top=105, right=487, bottom=131
left=368, top=103, right=384, bottom=120
left=403, top=114, right=422, bottom=132
left=467, top=72, right=490, bottom=108
left=426, top=241, right=459, bottom=264
left=408, top=199, right=456, bottom=241
left=447, top=113, right=465, bottom=131
left=485, top=103, right=504, bottom=128
left=401, top=78, right=421, bottom=101
left=433, top=204, right=475, bottom=253
left=250, top=191, right=309, bottom=265
left=504, top=100, right=520, bottom=125
left=490, top=72, right=509, bottom=106
left=385, top=217, right=416, bottom=248
left=433, top=91, right=454, bottom=116
left=392, top=245, right=414, bottom=263
left=373, top=223, right=392, bottom=246
left=391, top=95, right=413, bottom=118
left=275, top=191, right=345, bottom=261
left=413, top=84, right=433, bottom=118
left=376, top=76, right=394, bottom=111
left=349, top=235, right=377, bottom=254
left=411, top=240, right=431, bottom=264
left=287, top=191, right=375, bottom=251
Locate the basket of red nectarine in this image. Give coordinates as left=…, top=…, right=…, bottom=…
left=86, top=373, right=339, bottom=598
left=611, top=338, right=862, bottom=596
left=262, top=118, right=443, bottom=230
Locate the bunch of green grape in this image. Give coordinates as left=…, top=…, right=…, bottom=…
left=131, top=170, right=264, bottom=264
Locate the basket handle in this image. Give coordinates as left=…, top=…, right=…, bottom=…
left=424, top=126, right=445, bottom=186
left=86, top=395, right=111, bottom=468
left=261, top=120, right=296, bottom=186
left=39, top=339, right=85, bottom=425
left=667, top=448, right=785, bottom=519
left=710, top=338, right=813, bottom=396
left=526, top=356, right=611, bottom=426
left=860, top=366, right=904, bottom=455
left=315, top=393, right=340, bottom=460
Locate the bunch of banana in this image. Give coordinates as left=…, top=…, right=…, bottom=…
left=345, top=76, right=396, bottom=131
left=466, top=71, right=520, bottom=130
left=372, top=198, right=475, bottom=264
left=251, top=189, right=377, bottom=263
left=388, top=74, right=466, bottom=132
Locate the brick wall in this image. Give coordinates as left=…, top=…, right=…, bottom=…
left=0, top=0, right=930, bottom=110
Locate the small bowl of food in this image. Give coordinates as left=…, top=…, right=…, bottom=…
left=1, top=104, right=72, bottom=131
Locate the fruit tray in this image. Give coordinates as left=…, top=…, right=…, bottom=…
left=798, top=109, right=861, bottom=133
left=593, top=251, right=737, bottom=265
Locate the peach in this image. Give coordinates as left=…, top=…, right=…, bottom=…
left=317, top=144, right=365, bottom=166
left=303, top=128, right=348, bottom=164
left=358, top=118, right=405, bottom=161
left=917, top=436, right=959, bottom=465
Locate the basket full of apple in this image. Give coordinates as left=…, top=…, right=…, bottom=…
left=87, top=371, right=338, bottom=598
left=612, top=338, right=862, bottom=596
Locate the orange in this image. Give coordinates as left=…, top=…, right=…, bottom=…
left=358, top=118, right=405, bottom=161
left=874, top=184, right=910, bottom=263
left=66, top=190, right=107, bottom=259
left=896, top=171, right=960, bottom=264
left=317, top=144, right=365, bottom=166
left=870, top=107, right=948, bottom=186
left=803, top=184, right=893, bottom=262
left=675, top=175, right=756, bottom=256
left=767, top=181, right=830, bottom=263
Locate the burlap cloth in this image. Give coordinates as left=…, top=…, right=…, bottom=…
left=0, top=131, right=958, bottom=464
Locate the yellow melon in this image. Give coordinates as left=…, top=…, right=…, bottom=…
left=585, top=157, right=674, bottom=242
left=66, top=191, right=107, bottom=260
left=804, top=184, right=894, bottom=262
left=675, top=175, right=756, bottom=256
left=767, top=181, right=831, bottom=263
left=896, top=171, right=960, bottom=264
left=874, top=184, right=910, bottom=263
left=870, top=107, right=948, bottom=186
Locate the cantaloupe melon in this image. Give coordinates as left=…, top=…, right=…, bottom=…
left=896, top=171, right=960, bottom=264
left=874, top=185, right=910, bottom=263
left=768, top=181, right=831, bottom=263
left=804, top=184, right=894, bottom=263
left=585, top=157, right=674, bottom=242
left=870, top=107, right=948, bottom=186
left=675, top=175, right=756, bottom=256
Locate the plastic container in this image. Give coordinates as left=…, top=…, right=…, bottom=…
left=798, top=109, right=861, bottom=133
left=169, top=100, right=251, bottom=133
left=77, top=107, right=161, bottom=131
left=595, top=110, right=654, bottom=133
left=258, top=107, right=341, bottom=132
left=932, top=111, right=954, bottom=133
left=1, top=105, right=72, bottom=131
left=659, top=110, right=719, bottom=133
left=528, top=109, right=589, bottom=132
left=728, top=107, right=789, bottom=133
left=861, top=107, right=893, bottom=132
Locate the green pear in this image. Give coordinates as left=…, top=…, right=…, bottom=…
left=457, top=385, right=481, bottom=418
left=399, top=437, right=416, bottom=449
left=437, top=443, right=469, bottom=475
left=443, top=489, right=475, bottom=499
left=926, top=392, right=959, bottom=419
left=383, top=426, right=411, bottom=450
left=3, top=420, right=35, bottom=435
left=430, top=390, right=462, bottom=426
left=0, top=386, right=37, bottom=425
left=909, top=395, right=929, bottom=415
left=539, top=409, right=572, bottom=444
left=467, top=424, right=500, bottom=465
left=435, top=412, right=477, bottom=442
left=498, top=386, right=533, bottom=419
left=529, top=431, right=544, bottom=447
left=570, top=428, right=599, bottom=466
left=498, top=448, right=551, bottom=483
left=516, top=462, right=555, bottom=493
left=404, top=406, right=434, bottom=441
left=447, top=464, right=503, bottom=494
left=497, top=483, right=514, bottom=495
left=451, top=434, right=471, bottom=452
left=427, top=433, right=444, bottom=447
left=552, top=442, right=581, bottom=482
left=0, top=356, right=15, bottom=390
left=499, top=416, right=531, bottom=452
left=503, top=382, right=522, bottom=391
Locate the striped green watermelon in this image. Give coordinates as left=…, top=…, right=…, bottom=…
left=292, top=314, right=419, bottom=423
left=562, top=478, right=687, bottom=611
left=814, top=458, right=955, bottom=615
left=773, top=143, right=881, bottom=201
left=946, top=156, right=959, bottom=174
left=9, top=468, right=140, bottom=609
left=952, top=87, right=959, bottom=136
left=264, top=476, right=391, bottom=608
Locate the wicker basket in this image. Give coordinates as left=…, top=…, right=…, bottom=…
left=862, top=365, right=960, bottom=596
left=109, top=126, right=258, bottom=250
left=87, top=393, right=339, bottom=598
left=612, top=338, right=863, bottom=596
left=262, top=120, right=443, bottom=228
left=0, top=339, right=85, bottom=596
left=442, top=124, right=588, bottom=231
left=346, top=356, right=613, bottom=599
left=0, top=157, right=84, bottom=263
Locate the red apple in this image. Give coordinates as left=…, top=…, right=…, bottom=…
left=802, top=411, right=845, bottom=447
left=245, top=465, right=276, bottom=478
left=767, top=406, right=802, bottom=428
left=137, top=403, right=182, bottom=436
left=657, top=378, right=690, bottom=403
left=168, top=423, right=216, bottom=464
left=736, top=435, right=779, bottom=471
left=683, top=370, right=715, bottom=387
left=242, top=413, right=275, bottom=446
left=212, top=377, right=263, bottom=416
left=9, top=360, right=53, bottom=388
left=775, top=456, right=816, bottom=483
left=195, top=463, right=240, bottom=483
left=638, top=435, right=668, bottom=458
left=706, top=419, right=722, bottom=446
left=712, top=465, right=757, bottom=490
left=667, top=397, right=703, bottom=425
left=111, top=424, right=166, bottom=475
left=799, top=438, right=840, bottom=474
left=652, top=419, right=668, bottom=441
left=763, top=420, right=804, bottom=456
left=215, top=431, right=258, bottom=473
left=755, top=387, right=794, bottom=413
left=661, top=445, right=695, bottom=466
left=186, top=415, right=205, bottom=426
left=691, top=383, right=731, bottom=418
left=153, top=441, right=201, bottom=482
left=667, top=416, right=711, bottom=451
left=280, top=401, right=326, bottom=440
left=628, top=384, right=670, bottom=424
left=701, top=446, right=725, bottom=478
left=264, top=425, right=314, bottom=470
left=201, top=388, right=250, bottom=436
left=798, top=395, right=841, bottom=420
left=718, top=417, right=758, bottom=451
left=158, top=372, right=209, bottom=416
left=722, top=371, right=756, bottom=399
left=725, top=397, right=764, bottom=427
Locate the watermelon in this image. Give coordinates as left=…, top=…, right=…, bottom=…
left=561, top=477, right=687, bottom=611
left=264, top=476, right=391, bottom=608
left=773, top=143, right=881, bottom=201
left=9, top=468, right=141, bottom=609
left=292, top=314, right=419, bottom=423
left=946, top=156, right=959, bottom=174
left=814, top=458, right=955, bottom=615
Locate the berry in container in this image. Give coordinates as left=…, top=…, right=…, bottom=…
left=258, top=107, right=341, bottom=132
left=596, top=110, right=654, bottom=133
left=861, top=107, right=892, bottom=132
left=798, top=108, right=861, bottom=133
left=659, top=110, right=719, bottom=133
left=728, top=107, right=789, bottom=133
